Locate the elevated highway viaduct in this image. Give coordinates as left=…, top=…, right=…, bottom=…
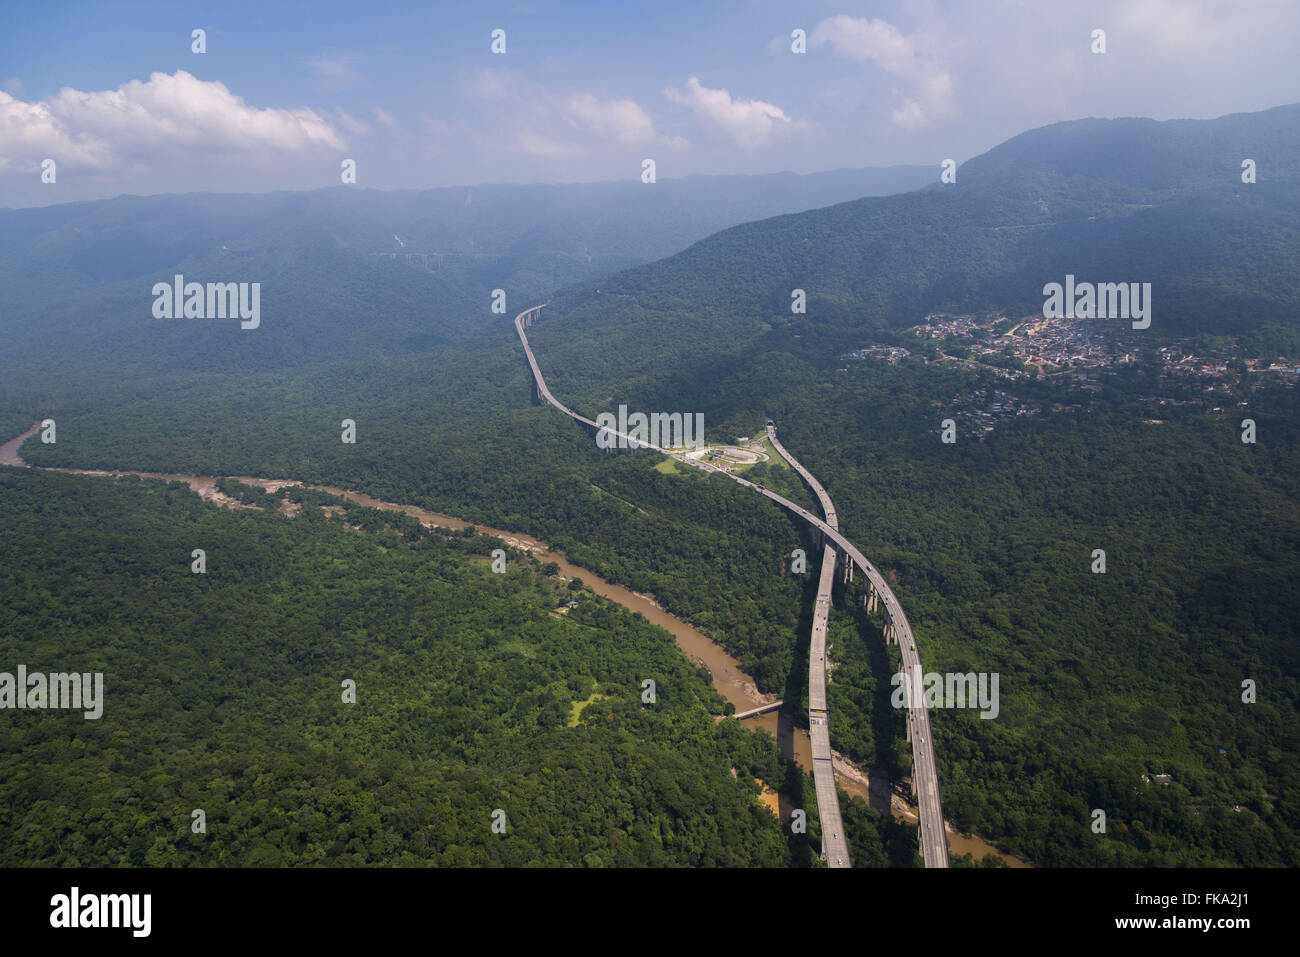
left=515, top=305, right=948, bottom=868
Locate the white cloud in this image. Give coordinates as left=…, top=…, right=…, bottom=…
left=565, top=93, right=655, bottom=145
left=663, top=76, right=790, bottom=150
left=811, top=15, right=955, bottom=129
left=813, top=16, right=918, bottom=73
left=0, top=70, right=347, bottom=178
left=334, top=108, right=370, bottom=136
left=0, top=91, right=114, bottom=173
left=517, top=130, right=583, bottom=159
left=372, top=107, right=398, bottom=129
left=466, top=69, right=680, bottom=159
left=60, top=71, right=342, bottom=152
left=1117, top=0, right=1223, bottom=53
left=890, top=96, right=927, bottom=131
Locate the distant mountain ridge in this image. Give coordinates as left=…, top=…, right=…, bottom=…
left=0, top=165, right=933, bottom=290
left=535, top=103, right=1300, bottom=405
left=962, top=103, right=1300, bottom=191
left=0, top=164, right=933, bottom=380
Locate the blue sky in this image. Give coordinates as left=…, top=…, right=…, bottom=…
left=2, top=0, right=1297, bottom=207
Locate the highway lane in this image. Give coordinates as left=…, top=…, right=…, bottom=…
left=515, top=304, right=948, bottom=868
left=737, top=477, right=949, bottom=868
left=766, top=425, right=837, bottom=533
left=767, top=423, right=848, bottom=866
left=807, top=542, right=850, bottom=867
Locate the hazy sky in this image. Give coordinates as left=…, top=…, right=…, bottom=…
left=1, top=0, right=1297, bottom=207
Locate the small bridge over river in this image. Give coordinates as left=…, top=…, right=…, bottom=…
left=732, top=701, right=784, bottom=720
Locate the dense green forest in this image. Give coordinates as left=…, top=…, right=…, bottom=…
left=15, top=336, right=824, bottom=694
left=509, top=105, right=1300, bottom=868
left=18, top=307, right=1297, bottom=866
left=518, top=315, right=1300, bottom=866
left=0, top=467, right=830, bottom=866
left=6, top=104, right=1300, bottom=868
left=787, top=365, right=1300, bottom=866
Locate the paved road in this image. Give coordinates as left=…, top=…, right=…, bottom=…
left=766, top=425, right=848, bottom=867
left=515, top=304, right=948, bottom=868
left=739, top=469, right=949, bottom=868
left=766, top=425, right=837, bottom=532
left=765, top=424, right=947, bottom=867
left=807, top=542, right=849, bottom=866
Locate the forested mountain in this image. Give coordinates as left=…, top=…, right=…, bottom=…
left=511, top=104, right=1300, bottom=866
left=537, top=103, right=1300, bottom=404
left=959, top=106, right=1300, bottom=191
left=0, top=165, right=931, bottom=377
left=7, top=105, right=1299, bottom=868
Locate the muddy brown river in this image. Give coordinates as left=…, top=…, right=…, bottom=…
left=1, top=423, right=1027, bottom=866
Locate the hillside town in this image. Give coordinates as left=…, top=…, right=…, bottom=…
left=907, top=311, right=1299, bottom=385
left=837, top=311, right=1300, bottom=439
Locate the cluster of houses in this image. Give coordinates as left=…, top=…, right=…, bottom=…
left=839, top=345, right=912, bottom=364
left=946, top=388, right=1043, bottom=439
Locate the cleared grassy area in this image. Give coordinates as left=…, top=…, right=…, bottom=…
left=653, top=457, right=681, bottom=474
left=757, top=437, right=790, bottom=468
left=567, top=691, right=609, bottom=727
